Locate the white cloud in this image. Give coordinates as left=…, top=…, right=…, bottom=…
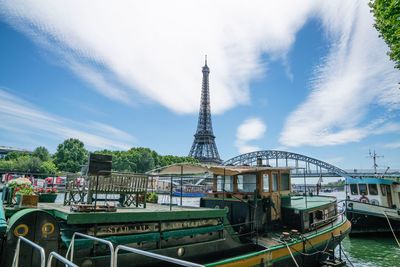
left=383, top=142, right=400, bottom=149
left=0, top=89, right=135, bottom=150
left=280, top=1, right=400, bottom=147
left=235, top=118, right=266, bottom=154
left=0, top=0, right=317, bottom=114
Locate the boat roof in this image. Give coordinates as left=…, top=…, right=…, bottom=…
left=282, top=196, right=336, bottom=211
left=346, top=177, right=398, bottom=185
left=209, top=166, right=291, bottom=176
left=147, top=163, right=291, bottom=176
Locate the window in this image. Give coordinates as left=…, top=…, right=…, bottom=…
left=368, top=184, right=378, bottom=195
left=217, top=175, right=233, bottom=192
left=263, top=174, right=270, bottom=192
left=350, top=184, right=358, bottom=195
left=238, top=174, right=257, bottom=192
left=272, top=173, right=278, bottom=191
left=280, top=173, right=290, bottom=191
left=380, top=184, right=387, bottom=196
left=359, top=184, right=368, bottom=195
left=224, top=176, right=233, bottom=192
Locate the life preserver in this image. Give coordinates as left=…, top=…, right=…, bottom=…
left=359, top=196, right=369, bottom=203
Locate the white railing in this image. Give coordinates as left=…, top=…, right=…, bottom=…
left=114, top=244, right=204, bottom=267
left=47, top=251, right=78, bottom=267
left=12, top=236, right=46, bottom=267
left=66, top=232, right=115, bottom=267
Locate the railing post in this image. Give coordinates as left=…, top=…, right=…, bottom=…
left=66, top=232, right=115, bottom=267
left=47, top=252, right=78, bottom=267
left=12, top=236, right=46, bottom=267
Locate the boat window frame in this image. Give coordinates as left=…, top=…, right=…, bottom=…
left=350, top=184, right=358, bottom=195
left=380, top=184, right=387, bottom=196
left=280, top=172, right=290, bottom=191
left=358, top=184, right=368, bottom=195
left=272, top=172, right=279, bottom=192
left=368, top=184, right=378, bottom=195
left=262, top=173, right=270, bottom=192
left=237, top=174, right=257, bottom=193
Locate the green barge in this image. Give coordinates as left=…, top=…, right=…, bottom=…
left=0, top=164, right=350, bottom=267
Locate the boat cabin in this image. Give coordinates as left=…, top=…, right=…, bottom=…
left=201, top=166, right=339, bottom=235
left=346, top=177, right=400, bottom=208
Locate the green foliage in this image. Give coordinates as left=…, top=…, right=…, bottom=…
left=370, top=0, right=400, bottom=69
left=95, top=147, right=198, bottom=173
left=15, top=156, right=42, bottom=173
left=54, top=138, right=88, bottom=172
left=33, top=146, right=51, bottom=161
left=1, top=139, right=197, bottom=174
left=39, top=161, right=58, bottom=175
left=146, top=192, right=158, bottom=203
left=0, top=159, right=16, bottom=170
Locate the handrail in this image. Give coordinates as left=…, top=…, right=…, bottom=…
left=66, top=232, right=115, bottom=267
left=114, top=244, right=205, bottom=267
left=310, top=209, right=345, bottom=229
left=12, top=236, right=46, bottom=267
left=47, top=252, right=78, bottom=267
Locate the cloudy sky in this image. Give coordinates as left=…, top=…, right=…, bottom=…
left=0, top=0, right=399, bottom=170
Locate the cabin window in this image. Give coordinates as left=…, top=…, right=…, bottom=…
left=224, top=176, right=233, bottom=192
left=263, top=174, right=270, bottom=192
left=350, top=184, right=358, bottom=195
left=316, top=210, right=323, bottom=220
left=272, top=173, right=278, bottom=191
left=238, top=174, right=257, bottom=193
left=280, top=173, right=290, bottom=191
left=217, top=175, right=233, bottom=192
left=368, top=184, right=378, bottom=195
left=359, top=184, right=368, bottom=195
left=380, top=184, right=387, bottom=196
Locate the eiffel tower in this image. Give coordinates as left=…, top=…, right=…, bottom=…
left=189, top=57, right=222, bottom=165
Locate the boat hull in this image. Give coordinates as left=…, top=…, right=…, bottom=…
left=205, top=218, right=351, bottom=267
left=346, top=200, right=400, bottom=235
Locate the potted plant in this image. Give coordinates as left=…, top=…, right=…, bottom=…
left=8, top=178, right=38, bottom=207
left=36, top=187, right=58, bottom=203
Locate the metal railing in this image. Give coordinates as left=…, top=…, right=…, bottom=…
left=12, top=236, right=46, bottom=267
left=66, top=232, right=115, bottom=267
left=47, top=252, right=78, bottom=267
left=114, top=244, right=205, bottom=267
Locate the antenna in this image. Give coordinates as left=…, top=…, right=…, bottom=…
left=368, top=149, right=383, bottom=174
left=205, top=54, right=207, bottom=66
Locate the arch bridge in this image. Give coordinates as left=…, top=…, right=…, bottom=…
left=223, top=150, right=349, bottom=178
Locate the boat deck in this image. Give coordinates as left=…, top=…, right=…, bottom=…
left=4, top=202, right=227, bottom=224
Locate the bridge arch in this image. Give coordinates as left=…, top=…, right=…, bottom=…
left=223, top=150, right=348, bottom=177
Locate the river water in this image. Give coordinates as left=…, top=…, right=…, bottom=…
left=2, top=191, right=399, bottom=266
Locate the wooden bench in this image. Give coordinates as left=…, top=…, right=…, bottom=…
left=64, top=173, right=148, bottom=208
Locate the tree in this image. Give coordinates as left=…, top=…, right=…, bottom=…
left=39, top=161, right=58, bottom=175
left=15, top=155, right=42, bottom=173
left=370, top=0, right=400, bottom=69
left=33, top=146, right=51, bottom=161
left=54, top=138, right=88, bottom=173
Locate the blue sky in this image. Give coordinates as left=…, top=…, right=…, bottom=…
left=0, top=1, right=399, bottom=171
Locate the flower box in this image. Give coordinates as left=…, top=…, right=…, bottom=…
left=38, top=193, right=58, bottom=203
left=16, top=194, right=39, bottom=207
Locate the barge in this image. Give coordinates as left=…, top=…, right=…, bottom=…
left=0, top=163, right=350, bottom=267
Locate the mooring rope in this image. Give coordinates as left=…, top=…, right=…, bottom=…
left=340, top=245, right=354, bottom=267
left=284, top=241, right=300, bottom=267
left=383, top=211, right=400, bottom=248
